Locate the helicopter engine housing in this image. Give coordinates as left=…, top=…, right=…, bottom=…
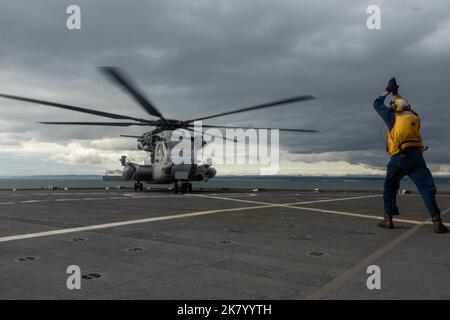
left=144, top=132, right=153, bottom=144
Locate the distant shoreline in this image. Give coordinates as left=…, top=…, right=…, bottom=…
left=1, top=175, right=450, bottom=191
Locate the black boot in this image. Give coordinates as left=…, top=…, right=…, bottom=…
left=377, top=215, right=394, bottom=229
left=432, top=216, right=448, bottom=234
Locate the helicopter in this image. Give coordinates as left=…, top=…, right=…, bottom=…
left=0, top=67, right=317, bottom=193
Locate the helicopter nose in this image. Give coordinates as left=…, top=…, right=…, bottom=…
left=205, top=167, right=216, bottom=179
left=122, top=165, right=135, bottom=181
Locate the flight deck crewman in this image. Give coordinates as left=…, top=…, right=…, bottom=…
left=373, top=77, right=448, bottom=233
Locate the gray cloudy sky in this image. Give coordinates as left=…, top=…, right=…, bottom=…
left=0, top=0, right=449, bottom=176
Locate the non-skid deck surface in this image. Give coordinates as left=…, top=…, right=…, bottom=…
left=0, top=189, right=449, bottom=299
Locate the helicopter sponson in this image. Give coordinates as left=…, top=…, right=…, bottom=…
left=121, top=163, right=153, bottom=182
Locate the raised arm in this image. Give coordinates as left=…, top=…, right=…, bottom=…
left=373, top=90, right=395, bottom=131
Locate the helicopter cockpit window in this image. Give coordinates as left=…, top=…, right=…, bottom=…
left=155, top=143, right=166, bottom=163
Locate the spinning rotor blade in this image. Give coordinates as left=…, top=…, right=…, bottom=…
left=195, top=124, right=318, bottom=133
left=39, top=121, right=151, bottom=126
left=120, top=134, right=144, bottom=138
left=99, top=67, right=165, bottom=121
left=184, top=127, right=238, bottom=143
left=186, top=95, right=315, bottom=122
left=0, top=94, right=151, bottom=123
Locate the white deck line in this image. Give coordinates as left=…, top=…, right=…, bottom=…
left=0, top=193, right=429, bottom=243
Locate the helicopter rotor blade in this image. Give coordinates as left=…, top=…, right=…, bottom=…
left=184, top=127, right=238, bottom=143
left=185, top=95, right=315, bottom=122
left=99, top=66, right=165, bottom=121
left=192, top=124, right=318, bottom=133
left=39, top=121, right=151, bottom=126
left=120, top=134, right=144, bottom=138
left=0, top=94, right=152, bottom=123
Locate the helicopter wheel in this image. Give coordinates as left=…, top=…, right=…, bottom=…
left=181, top=182, right=187, bottom=194
left=188, top=183, right=192, bottom=192
left=139, top=182, right=144, bottom=191
left=174, top=181, right=180, bottom=194
left=134, top=182, right=138, bottom=192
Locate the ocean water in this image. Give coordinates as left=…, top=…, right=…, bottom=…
left=1, top=176, right=450, bottom=191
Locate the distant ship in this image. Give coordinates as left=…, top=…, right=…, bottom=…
left=102, top=169, right=123, bottom=181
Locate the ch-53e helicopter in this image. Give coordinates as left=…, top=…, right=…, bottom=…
left=0, top=67, right=317, bottom=193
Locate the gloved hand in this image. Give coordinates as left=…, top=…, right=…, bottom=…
left=385, top=77, right=399, bottom=95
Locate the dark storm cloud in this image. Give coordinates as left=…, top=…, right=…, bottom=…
left=1, top=0, right=450, bottom=172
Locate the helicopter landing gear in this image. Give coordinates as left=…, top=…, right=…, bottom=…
left=174, top=181, right=191, bottom=194
left=134, top=182, right=144, bottom=192
left=181, top=183, right=187, bottom=194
